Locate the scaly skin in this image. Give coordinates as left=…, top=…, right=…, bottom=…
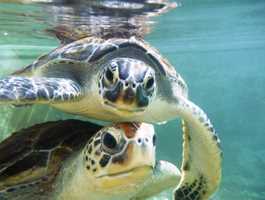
left=173, top=97, right=222, bottom=200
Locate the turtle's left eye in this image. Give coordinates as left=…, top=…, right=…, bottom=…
left=144, top=77, right=154, bottom=90
left=105, top=68, right=114, bottom=83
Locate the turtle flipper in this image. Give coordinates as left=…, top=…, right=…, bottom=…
left=132, top=160, right=181, bottom=200
left=0, top=76, right=83, bottom=105
left=174, top=100, right=222, bottom=200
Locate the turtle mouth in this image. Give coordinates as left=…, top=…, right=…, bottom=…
left=96, top=165, right=153, bottom=179
left=104, top=100, right=145, bottom=113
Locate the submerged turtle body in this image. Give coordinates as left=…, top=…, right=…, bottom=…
left=0, top=120, right=179, bottom=200
left=0, top=119, right=222, bottom=200
left=0, top=120, right=101, bottom=200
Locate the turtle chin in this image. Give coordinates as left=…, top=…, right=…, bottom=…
left=96, top=165, right=153, bottom=179
left=103, top=100, right=146, bottom=116
left=95, top=165, right=153, bottom=190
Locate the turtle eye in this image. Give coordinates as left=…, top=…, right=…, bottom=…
left=144, top=77, right=154, bottom=90
left=105, top=68, right=114, bottom=83
left=101, top=132, right=119, bottom=154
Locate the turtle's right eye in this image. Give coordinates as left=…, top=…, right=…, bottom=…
left=144, top=77, right=154, bottom=90
left=104, top=65, right=118, bottom=86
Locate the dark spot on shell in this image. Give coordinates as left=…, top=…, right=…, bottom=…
left=190, top=191, right=199, bottom=199
left=91, top=160, right=95, bottom=165
left=183, top=187, right=190, bottom=195
left=93, top=168, right=97, bottom=172
left=86, top=165, right=90, bottom=170
left=174, top=190, right=184, bottom=199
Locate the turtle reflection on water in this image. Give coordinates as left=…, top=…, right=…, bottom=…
left=0, top=120, right=221, bottom=200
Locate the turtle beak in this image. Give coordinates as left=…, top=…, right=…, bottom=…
left=123, top=87, right=136, bottom=104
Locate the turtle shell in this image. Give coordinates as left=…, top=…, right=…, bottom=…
left=13, top=28, right=177, bottom=79
left=0, top=120, right=102, bottom=199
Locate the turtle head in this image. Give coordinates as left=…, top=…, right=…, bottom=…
left=83, top=123, right=156, bottom=189
left=98, top=58, right=156, bottom=115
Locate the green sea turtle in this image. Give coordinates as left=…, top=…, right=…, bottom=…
left=0, top=119, right=222, bottom=200
left=0, top=27, right=187, bottom=123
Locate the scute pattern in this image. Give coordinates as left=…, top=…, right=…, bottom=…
left=14, top=36, right=176, bottom=79
left=0, top=120, right=102, bottom=197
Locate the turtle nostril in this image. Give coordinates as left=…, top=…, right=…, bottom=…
left=137, top=138, right=142, bottom=144
left=125, top=82, right=129, bottom=87
left=132, top=83, right=136, bottom=88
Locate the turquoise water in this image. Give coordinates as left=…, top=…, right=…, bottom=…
left=0, top=0, right=265, bottom=199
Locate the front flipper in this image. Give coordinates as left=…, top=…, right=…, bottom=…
left=132, top=160, right=181, bottom=200
left=174, top=99, right=222, bottom=200
left=0, top=76, right=83, bottom=105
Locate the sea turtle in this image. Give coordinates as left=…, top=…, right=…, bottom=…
left=0, top=26, right=188, bottom=124
left=0, top=119, right=222, bottom=200
left=0, top=28, right=219, bottom=139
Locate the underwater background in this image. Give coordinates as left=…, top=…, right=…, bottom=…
left=0, top=0, right=264, bottom=199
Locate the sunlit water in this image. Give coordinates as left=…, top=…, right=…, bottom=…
left=0, top=0, right=265, bottom=199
